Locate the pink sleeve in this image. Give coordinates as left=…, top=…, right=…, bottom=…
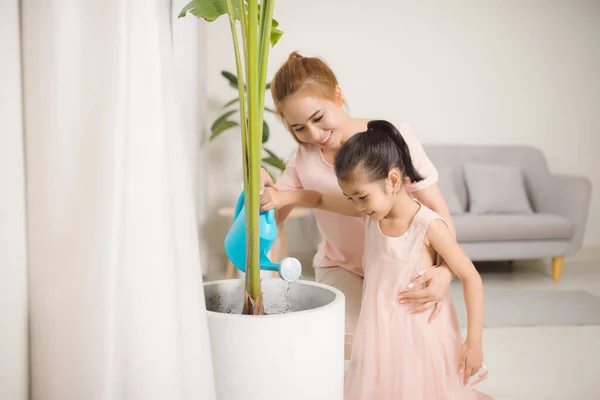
left=276, top=148, right=303, bottom=190
left=398, top=122, right=438, bottom=192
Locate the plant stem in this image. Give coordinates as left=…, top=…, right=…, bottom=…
left=224, top=0, right=249, bottom=197
left=258, top=0, right=274, bottom=120
left=224, top=0, right=256, bottom=311
left=233, top=2, right=253, bottom=279
left=258, top=0, right=267, bottom=66
left=246, top=0, right=261, bottom=300
left=240, top=0, right=249, bottom=83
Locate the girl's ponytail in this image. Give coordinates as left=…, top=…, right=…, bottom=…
left=366, top=120, right=424, bottom=183
left=334, top=120, right=425, bottom=184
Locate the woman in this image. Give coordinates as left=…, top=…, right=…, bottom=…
left=261, top=52, right=455, bottom=359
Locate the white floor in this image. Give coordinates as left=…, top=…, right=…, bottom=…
left=468, top=256, right=600, bottom=399
left=206, top=250, right=600, bottom=399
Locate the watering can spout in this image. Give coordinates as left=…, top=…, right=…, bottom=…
left=224, top=191, right=302, bottom=282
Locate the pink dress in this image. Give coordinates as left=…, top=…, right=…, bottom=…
left=344, top=204, right=480, bottom=400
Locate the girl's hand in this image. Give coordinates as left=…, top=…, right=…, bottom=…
left=398, top=264, right=454, bottom=321
left=260, top=168, right=278, bottom=194
left=260, top=187, right=282, bottom=212
left=459, top=341, right=483, bottom=386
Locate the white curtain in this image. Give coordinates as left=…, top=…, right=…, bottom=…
left=0, top=0, right=217, bottom=398
left=171, top=0, right=210, bottom=276
left=0, top=1, right=28, bottom=399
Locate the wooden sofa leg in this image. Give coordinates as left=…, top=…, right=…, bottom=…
left=225, top=259, right=236, bottom=279
left=552, top=256, right=564, bottom=282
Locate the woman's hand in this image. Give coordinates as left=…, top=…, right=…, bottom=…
left=459, top=340, right=483, bottom=386
left=398, top=264, right=454, bottom=321
left=260, top=187, right=284, bottom=212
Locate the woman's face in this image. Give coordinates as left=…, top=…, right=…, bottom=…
left=280, top=89, right=348, bottom=151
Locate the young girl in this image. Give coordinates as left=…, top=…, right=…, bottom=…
left=261, top=120, right=491, bottom=399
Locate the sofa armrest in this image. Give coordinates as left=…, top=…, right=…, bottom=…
left=534, top=174, right=592, bottom=255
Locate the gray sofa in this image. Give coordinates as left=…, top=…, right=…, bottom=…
left=424, top=145, right=592, bottom=281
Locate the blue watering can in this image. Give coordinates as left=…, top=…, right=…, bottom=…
left=224, top=191, right=302, bottom=282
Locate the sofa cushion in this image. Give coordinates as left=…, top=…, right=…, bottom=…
left=453, top=214, right=574, bottom=242
left=437, top=167, right=465, bottom=214
left=424, top=145, right=553, bottom=214
left=463, top=163, right=533, bottom=214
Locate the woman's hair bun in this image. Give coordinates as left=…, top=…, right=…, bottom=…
left=287, top=51, right=304, bottom=61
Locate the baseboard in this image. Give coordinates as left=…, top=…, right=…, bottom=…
left=506, top=245, right=600, bottom=276
left=567, top=245, right=600, bottom=264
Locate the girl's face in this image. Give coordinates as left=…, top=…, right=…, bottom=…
left=337, top=168, right=403, bottom=221
left=280, top=88, right=348, bottom=151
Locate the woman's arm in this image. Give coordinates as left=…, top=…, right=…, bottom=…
left=426, top=219, right=484, bottom=383
left=261, top=188, right=361, bottom=217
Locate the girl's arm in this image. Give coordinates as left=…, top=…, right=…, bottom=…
left=275, top=205, right=294, bottom=226
left=426, top=219, right=483, bottom=343
left=261, top=188, right=361, bottom=217
left=425, top=219, right=484, bottom=382
left=259, top=168, right=296, bottom=226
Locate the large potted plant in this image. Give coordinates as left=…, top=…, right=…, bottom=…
left=179, top=1, right=345, bottom=399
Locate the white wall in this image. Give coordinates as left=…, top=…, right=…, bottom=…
left=202, top=0, right=600, bottom=263
left=0, top=0, right=29, bottom=399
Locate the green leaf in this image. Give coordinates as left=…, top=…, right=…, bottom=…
left=264, top=106, right=276, bottom=114
left=265, top=82, right=271, bottom=90
left=210, top=109, right=239, bottom=140
left=179, top=1, right=197, bottom=18
left=179, top=1, right=283, bottom=46
left=262, top=155, right=286, bottom=171
left=263, top=146, right=278, bottom=159
left=210, top=120, right=238, bottom=140
left=223, top=97, right=239, bottom=108
left=221, top=70, right=239, bottom=89
left=262, top=120, right=269, bottom=143
left=271, top=27, right=283, bottom=46
left=178, top=0, right=243, bottom=21
left=263, top=147, right=286, bottom=171
left=221, top=71, right=251, bottom=91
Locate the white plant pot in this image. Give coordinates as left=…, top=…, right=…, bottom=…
left=204, top=278, right=345, bottom=400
